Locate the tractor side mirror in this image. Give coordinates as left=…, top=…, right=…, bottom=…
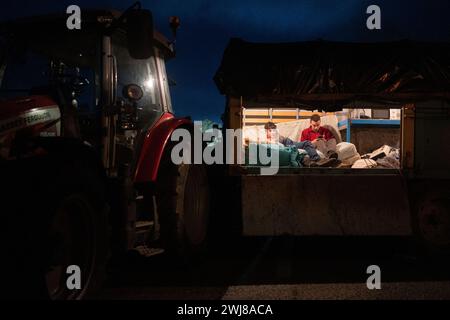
left=169, top=16, right=180, bottom=39
left=125, top=9, right=154, bottom=59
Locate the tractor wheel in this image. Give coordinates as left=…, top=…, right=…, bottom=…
left=3, top=148, right=109, bottom=300
left=35, top=159, right=109, bottom=300
left=412, top=189, right=450, bottom=256
left=156, top=146, right=210, bottom=263
left=44, top=191, right=109, bottom=300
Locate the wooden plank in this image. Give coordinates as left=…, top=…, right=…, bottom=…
left=271, top=111, right=299, bottom=117
left=243, top=109, right=339, bottom=128
left=243, top=118, right=271, bottom=124
left=401, top=104, right=415, bottom=169
left=228, top=97, right=242, bottom=130
left=243, top=110, right=335, bottom=116
left=227, top=97, right=244, bottom=173
left=298, top=111, right=334, bottom=117
left=244, top=118, right=299, bottom=125
left=243, top=109, right=270, bottom=116
left=244, top=110, right=335, bottom=118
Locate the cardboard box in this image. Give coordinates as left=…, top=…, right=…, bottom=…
left=369, top=145, right=392, bottom=160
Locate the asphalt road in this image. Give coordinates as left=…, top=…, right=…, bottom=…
left=95, top=236, right=450, bottom=300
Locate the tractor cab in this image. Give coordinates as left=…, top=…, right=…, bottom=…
left=0, top=7, right=174, bottom=176
left=1, top=5, right=210, bottom=300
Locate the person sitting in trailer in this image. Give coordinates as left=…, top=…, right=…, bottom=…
left=300, top=114, right=339, bottom=159
left=263, top=121, right=323, bottom=165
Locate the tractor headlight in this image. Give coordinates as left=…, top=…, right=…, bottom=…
left=123, top=84, right=144, bottom=101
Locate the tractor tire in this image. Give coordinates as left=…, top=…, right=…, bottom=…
left=156, top=145, right=210, bottom=263
left=44, top=195, right=109, bottom=299
left=46, top=161, right=109, bottom=300
left=5, top=155, right=109, bottom=300
left=412, top=188, right=450, bottom=256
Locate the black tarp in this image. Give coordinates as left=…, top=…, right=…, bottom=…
left=214, top=38, right=450, bottom=109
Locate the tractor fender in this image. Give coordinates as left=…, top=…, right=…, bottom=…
left=134, top=113, right=193, bottom=184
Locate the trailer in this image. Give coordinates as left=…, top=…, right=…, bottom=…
left=213, top=39, right=450, bottom=251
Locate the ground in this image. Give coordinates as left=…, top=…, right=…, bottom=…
left=94, top=236, right=450, bottom=300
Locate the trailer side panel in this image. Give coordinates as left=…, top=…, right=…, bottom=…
left=241, top=173, right=412, bottom=236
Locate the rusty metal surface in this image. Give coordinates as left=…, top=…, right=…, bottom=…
left=351, top=127, right=400, bottom=155
left=241, top=173, right=412, bottom=236
left=414, top=100, right=450, bottom=179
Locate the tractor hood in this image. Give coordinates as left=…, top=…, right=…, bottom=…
left=0, top=96, right=59, bottom=132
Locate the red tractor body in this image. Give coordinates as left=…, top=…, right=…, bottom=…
left=0, top=5, right=210, bottom=299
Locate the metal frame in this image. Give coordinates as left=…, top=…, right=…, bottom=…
left=345, top=118, right=401, bottom=142
left=101, top=35, right=118, bottom=177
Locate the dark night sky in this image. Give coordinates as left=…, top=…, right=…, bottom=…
left=2, top=0, right=450, bottom=122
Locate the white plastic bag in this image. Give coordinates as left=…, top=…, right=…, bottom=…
left=336, top=142, right=358, bottom=160
left=342, top=153, right=361, bottom=166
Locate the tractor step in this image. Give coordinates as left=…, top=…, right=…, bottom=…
left=133, top=220, right=154, bottom=247
left=134, top=245, right=164, bottom=257
left=135, top=220, right=154, bottom=229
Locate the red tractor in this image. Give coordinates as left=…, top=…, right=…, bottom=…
left=0, top=3, right=210, bottom=299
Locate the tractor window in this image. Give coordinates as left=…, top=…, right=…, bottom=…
left=0, top=51, right=49, bottom=98
left=0, top=34, right=100, bottom=108
left=154, top=48, right=172, bottom=112
left=113, top=42, right=162, bottom=113
left=0, top=49, right=99, bottom=114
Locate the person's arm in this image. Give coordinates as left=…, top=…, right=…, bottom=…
left=300, top=129, right=308, bottom=142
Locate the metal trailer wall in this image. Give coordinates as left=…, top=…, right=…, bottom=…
left=350, top=127, right=400, bottom=155
left=414, top=100, right=450, bottom=179
left=241, top=172, right=412, bottom=236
